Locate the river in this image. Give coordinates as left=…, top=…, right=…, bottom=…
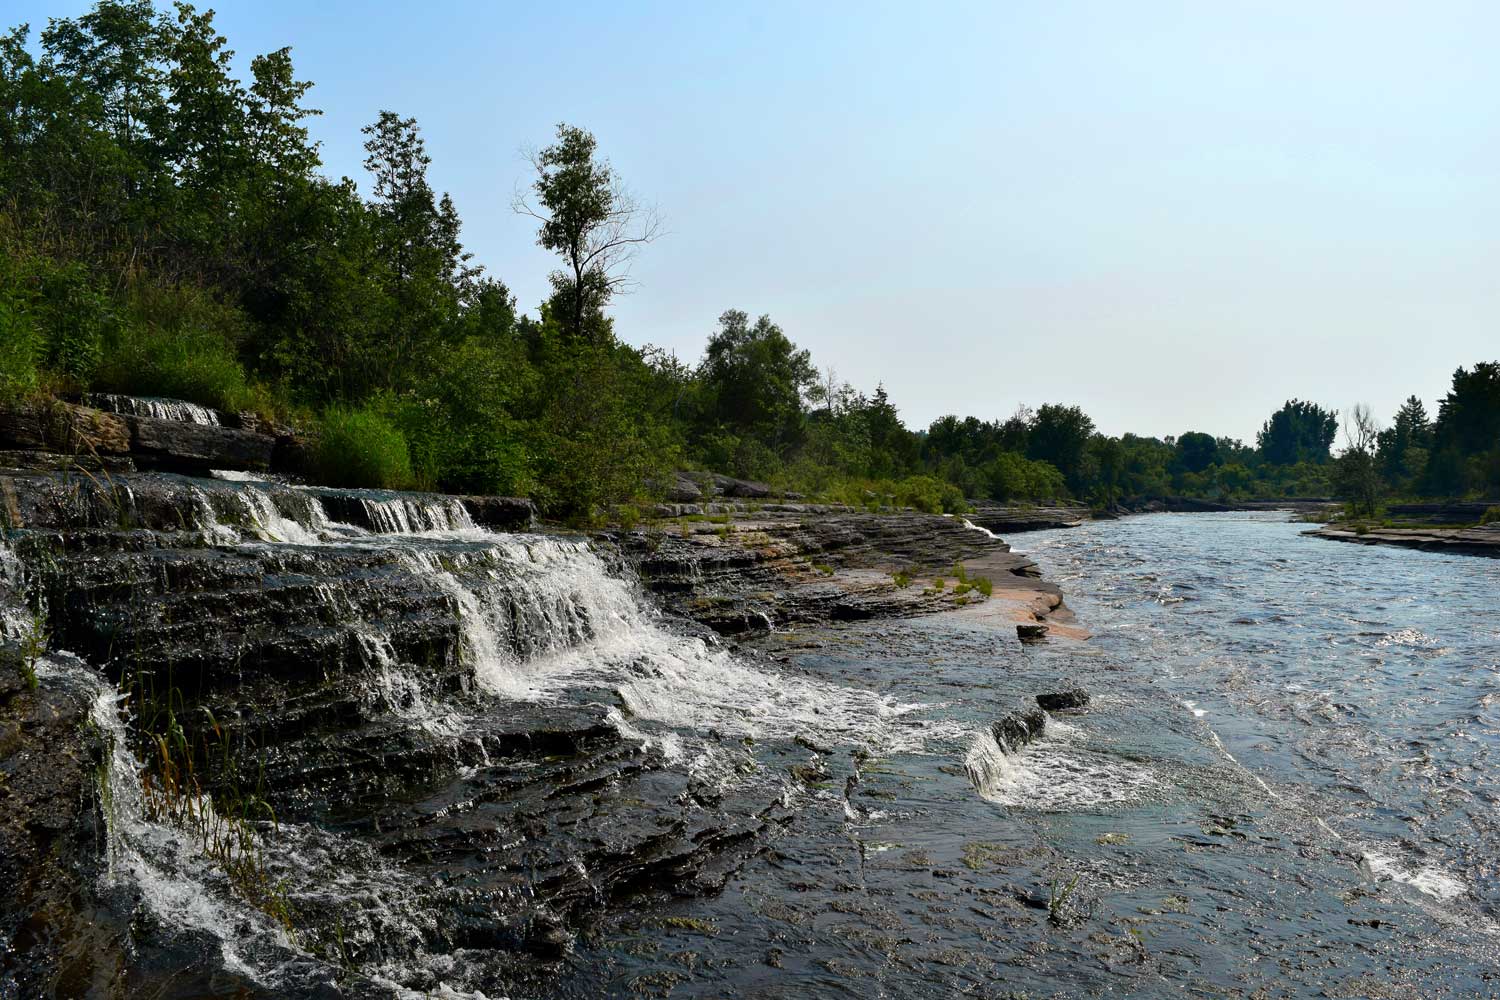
left=15, top=505, right=1500, bottom=998
left=557, top=511, right=1500, bottom=998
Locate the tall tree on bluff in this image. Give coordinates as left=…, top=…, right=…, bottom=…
left=362, top=111, right=475, bottom=384
left=516, top=124, right=660, bottom=344
left=1257, top=399, right=1338, bottom=465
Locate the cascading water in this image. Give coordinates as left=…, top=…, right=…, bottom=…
left=87, top=393, right=222, bottom=425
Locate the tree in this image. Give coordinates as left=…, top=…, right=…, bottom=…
left=698, top=310, right=815, bottom=455
left=1027, top=404, right=1095, bottom=493
left=1425, top=362, right=1500, bottom=496
left=1174, top=431, right=1220, bottom=474
left=1332, top=403, right=1381, bottom=516
left=1375, top=395, right=1431, bottom=489
left=1257, top=399, right=1338, bottom=465
left=515, top=123, right=660, bottom=344
left=361, top=110, right=475, bottom=385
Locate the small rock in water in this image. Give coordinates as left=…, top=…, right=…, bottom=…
left=525, top=912, right=575, bottom=959
left=1036, top=688, right=1090, bottom=711
left=1016, top=623, right=1049, bottom=642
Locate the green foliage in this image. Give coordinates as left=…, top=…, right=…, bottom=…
left=1481, top=506, right=1500, bottom=526
left=891, top=570, right=912, bottom=589
left=311, top=404, right=414, bottom=489
left=1258, top=399, right=1338, bottom=466
left=973, top=576, right=993, bottom=597
left=0, top=287, right=42, bottom=401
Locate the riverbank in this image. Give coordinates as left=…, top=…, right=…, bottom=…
left=0, top=428, right=1080, bottom=996
left=1306, top=521, right=1500, bottom=557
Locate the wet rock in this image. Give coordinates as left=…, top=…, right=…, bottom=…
left=458, top=495, right=537, bottom=531
left=0, top=653, right=126, bottom=996
left=968, top=501, right=1090, bottom=533
left=1016, top=623, right=1049, bottom=642
left=1036, top=689, right=1090, bottom=711
left=991, top=707, right=1046, bottom=751
left=124, top=413, right=275, bottom=472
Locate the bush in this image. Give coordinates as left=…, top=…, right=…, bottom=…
left=1481, top=506, right=1500, bottom=526
left=311, top=405, right=414, bottom=489
left=0, top=291, right=42, bottom=401
left=94, top=282, right=260, bottom=413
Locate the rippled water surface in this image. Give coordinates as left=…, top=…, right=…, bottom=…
left=563, top=512, right=1500, bottom=998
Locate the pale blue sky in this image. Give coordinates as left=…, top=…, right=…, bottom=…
left=14, top=1, right=1499, bottom=440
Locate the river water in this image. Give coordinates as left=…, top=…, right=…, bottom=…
left=27, top=506, right=1500, bottom=998
left=558, top=512, right=1500, bottom=998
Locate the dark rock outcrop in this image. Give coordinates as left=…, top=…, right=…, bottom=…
left=710, top=474, right=772, bottom=499
left=0, top=653, right=123, bottom=998
left=459, top=495, right=537, bottom=531
left=991, top=706, right=1047, bottom=752
left=123, top=413, right=275, bottom=472
left=1016, top=623, right=1049, bottom=642
left=968, top=502, right=1091, bottom=533
left=1036, top=688, right=1090, bottom=711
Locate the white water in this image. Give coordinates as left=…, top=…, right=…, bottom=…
left=0, top=533, right=29, bottom=641
left=89, top=393, right=222, bottom=425
left=360, top=495, right=474, bottom=534
left=964, top=715, right=1158, bottom=810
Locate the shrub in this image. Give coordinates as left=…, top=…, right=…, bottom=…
left=311, top=405, right=414, bottom=489
left=892, top=570, right=912, bottom=589
left=973, top=576, right=994, bottom=597
left=0, top=291, right=41, bottom=402
left=94, top=283, right=259, bottom=412
left=1481, top=506, right=1500, bottom=526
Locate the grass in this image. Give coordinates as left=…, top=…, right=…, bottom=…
left=1048, top=873, right=1082, bottom=926
left=811, top=562, right=834, bottom=576
left=891, top=570, right=912, bottom=589
left=311, top=404, right=414, bottom=490
left=973, top=576, right=994, bottom=597
left=127, top=672, right=295, bottom=932
left=18, top=607, right=46, bottom=691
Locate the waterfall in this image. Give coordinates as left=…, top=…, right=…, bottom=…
left=88, top=393, right=222, bottom=425
left=0, top=533, right=29, bottom=641
left=359, top=495, right=474, bottom=534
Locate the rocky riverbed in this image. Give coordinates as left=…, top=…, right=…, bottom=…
left=0, top=398, right=1079, bottom=998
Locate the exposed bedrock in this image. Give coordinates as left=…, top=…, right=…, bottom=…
left=1306, top=522, right=1500, bottom=558
left=616, top=505, right=1071, bottom=635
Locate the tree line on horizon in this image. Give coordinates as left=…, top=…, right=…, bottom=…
left=1, top=3, right=1496, bottom=521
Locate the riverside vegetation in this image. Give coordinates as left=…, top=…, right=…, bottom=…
left=1, top=2, right=1498, bottom=524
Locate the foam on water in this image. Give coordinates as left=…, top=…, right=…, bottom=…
left=393, top=536, right=932, bottom=753
left=1361, top=852, right=1468, bottom=901
left=964, top=716, right=1158, bottom=810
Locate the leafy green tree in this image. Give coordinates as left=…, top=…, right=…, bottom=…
left=516, top=123, right=660, bottom=344
left=1425, top=362, right=1500, bottom=496
left=1027, top=404, right=1095, bottom=492
left=698, top=310, right=816, bottom=457
left=1257, top=399, right=1338, bottom=465
left=1174, top=431, right=1220, bottom=473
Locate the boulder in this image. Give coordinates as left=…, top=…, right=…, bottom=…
left=711, top=474, right=772, bottom=499
left=991, top=707, right=1046, bottom=751
left=1036, top=688, right=1090, bottom=712
left=1016, top=623, right=1049, bottom=642
left=665, top=473, right=704, bottom=503
left=459, top=495, right=537, bottom=531
left=124, top=414, right=274, bottom=472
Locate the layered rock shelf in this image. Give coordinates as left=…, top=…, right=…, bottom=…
left=1306, top=522, right=1500, bottom=557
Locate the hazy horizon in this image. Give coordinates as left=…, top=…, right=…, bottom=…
left=15, top=0, right=1498, bottom=442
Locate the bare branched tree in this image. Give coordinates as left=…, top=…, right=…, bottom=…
left=513, top=124, right=662, bottom=343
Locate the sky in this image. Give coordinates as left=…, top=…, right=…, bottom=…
left=12, top=1, right=1499, bottom=441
